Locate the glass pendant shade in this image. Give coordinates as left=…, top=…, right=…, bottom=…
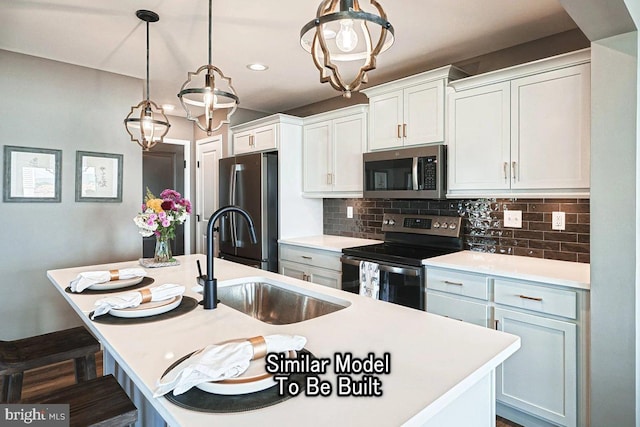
left=300, top=0, right=394, bottom=98
left=125, top=100, right=170, bottom=151
left=124, top=10, right=170, bottom=151
left=178, top=0, right=238, bottom=135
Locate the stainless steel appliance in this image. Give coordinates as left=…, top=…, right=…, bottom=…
left=219, top=152, right=278, bottom=272
left=363, top=145, right=446, bottom=199
left=341, top=213, right=462, bottom=310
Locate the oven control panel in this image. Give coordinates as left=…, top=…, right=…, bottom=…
left=381, top=213, right=462, bottom=237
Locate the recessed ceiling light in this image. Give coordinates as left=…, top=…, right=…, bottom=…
left=247, top=63, right=269, bottom=71
left=162, top=104, right=175, bottom=112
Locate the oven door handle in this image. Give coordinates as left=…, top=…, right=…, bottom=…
left=341, top=256, right=422, bottom=277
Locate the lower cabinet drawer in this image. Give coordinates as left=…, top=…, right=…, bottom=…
left=494, top=279, right=577, bottom=319
left=426, top=267, right=489, bottom=300
left=280, top=244, right=342, bottom=271
left=426, top=291, right=491, bottom=328
left=279, top=260, right=341, bottom=289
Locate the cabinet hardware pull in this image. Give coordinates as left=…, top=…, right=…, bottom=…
left=397, top=124, right=402, bottom=138
left=512, top=161, right=517, bottom=182
left=328, top=173, right=333, bottom=185
left=306, top=274, right=312, bottom=282
left=302, top=273, right=308, bottom=280
left=444, top=280, right=463, bottom=286
left=494, top=320, right=499, bottom=330
left=518, top=294, right=542, bottom=302
left=503, top=162, right=508, bottom=182
left=403, top=123, right=407, bottom=138
left=301, top=255, right=312, bottom=260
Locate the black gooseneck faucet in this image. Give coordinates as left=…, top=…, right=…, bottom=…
left=199, top=205, right=258, bottom=309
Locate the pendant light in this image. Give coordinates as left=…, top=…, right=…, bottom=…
left=178, top=0, right=239, bottom=135
left=300, top=0, right=394, bottom=98
left=124, top=10, right=171, bottom=151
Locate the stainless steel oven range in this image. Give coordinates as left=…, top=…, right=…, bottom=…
left=341, top=213, right=463, bottom=310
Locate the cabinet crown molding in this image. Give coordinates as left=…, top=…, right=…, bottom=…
left=230, top=113, right=303, bottom=132
left=302, top=104, right=368, bottom=125
left=449, top=48, right=591, bottom=92
left=362, top=65, right=468, bottom=98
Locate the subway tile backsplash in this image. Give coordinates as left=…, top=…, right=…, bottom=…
left=323, top=198, right=590, bottom=263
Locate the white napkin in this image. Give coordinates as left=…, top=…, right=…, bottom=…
left=91, top=284, right=185, bottom=319
left=153, top=334, right=307, bottom=397
left=359, top=261, right=380, bottom=299
left=69, top=268, right=146, bottom=292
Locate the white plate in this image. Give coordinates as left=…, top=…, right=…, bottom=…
left=89, top=276, right=144, bottom=291
left=195, top=347, right=297, bottom=396
left=109, top=296, right=182, bottom=318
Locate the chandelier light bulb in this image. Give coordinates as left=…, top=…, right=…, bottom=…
left=336, top=19, right=358, bottom=52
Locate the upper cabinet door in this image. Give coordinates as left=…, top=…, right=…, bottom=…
left=252, top=124, right=278, bottom=152
left=511, top=64, right=590, bottom=190
left=448, top=82, right=511, bottom=191
left=332, top=114, right=366, bottom=193
left=303, top=121, right=332, bottom=193
left=232, top=130, right=254, bottom=155
left=403, top=80, right=445, bottom=146
left=368, top=91, right=403, bottom=151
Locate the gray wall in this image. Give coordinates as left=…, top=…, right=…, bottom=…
left=590, top=33, right=637, bottom=426
left=0, top=50, right=143, bottom=340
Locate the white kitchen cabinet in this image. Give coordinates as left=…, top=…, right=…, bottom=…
left=424, top=265, right=589, bottom=427
left=447, top=49, right=590, bottom=198
left=232, top=123, right=277, bottom=154
left=495, top=308, right=577, bottom=427
left=362, top=66, right=467, bottom=152
left=230, top=114, right=324, bottom=240
left=426, top=268, right=491, bottom=328
left=279, top=243, right=341, bottom=289
left=302, top=105, right=367, bottom=198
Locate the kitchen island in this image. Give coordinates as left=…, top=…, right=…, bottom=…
left=47, top=254, right=519, bottom=427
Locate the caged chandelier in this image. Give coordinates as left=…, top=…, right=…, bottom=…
left=178, top=0, right=239, bottom=135
left=124, top=10, right=170, bottom=151
left=300, top=0, right=394, bottom=98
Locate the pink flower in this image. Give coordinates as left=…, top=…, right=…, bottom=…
left=149, top=213, right=158, bottom=221
left=162, top=219, right=171, bottom=227
left=179, top=199, right=192, bottom=214
left=158, top=211, right=166, bottom=219
left=160, top=189, right=181, bottom=201
left=146, top=218, right=155, bottom=226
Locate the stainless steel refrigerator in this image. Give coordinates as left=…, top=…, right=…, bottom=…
left=218, top=151, right=278, bottom=272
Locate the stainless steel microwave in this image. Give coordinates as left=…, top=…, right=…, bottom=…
left=363, top=145, right=446, bottom=199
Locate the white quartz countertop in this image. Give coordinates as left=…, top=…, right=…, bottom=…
left=47, top=255, right=519, bottom=427
left=423, top=251, right=590, bottom=290
left=278, top=235, right=383, bottom=253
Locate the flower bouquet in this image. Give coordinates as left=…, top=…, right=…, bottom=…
left=134, top=188, right=191, bottom=263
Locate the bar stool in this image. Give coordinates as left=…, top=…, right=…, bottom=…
left=21, top=374, right=138, bottom=427
left=0, top=326, right=100, bottom=403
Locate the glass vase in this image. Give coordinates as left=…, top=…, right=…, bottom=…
left=154, top=235, right=173, bottom=263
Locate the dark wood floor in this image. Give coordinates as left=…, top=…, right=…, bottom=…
left=9, top=352, right=522, bottom=426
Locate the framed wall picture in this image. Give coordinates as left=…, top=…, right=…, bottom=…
left=75, top=151, right=123, bottom=202
left=3, top=145, right=62, bottom=202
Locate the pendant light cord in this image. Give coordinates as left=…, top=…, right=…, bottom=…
left=146, top=19, right=150, bottom=102
left=208, top=0, right=212, bottom=65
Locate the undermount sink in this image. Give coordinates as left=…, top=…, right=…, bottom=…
left=217, top=277, right=350, bottom=325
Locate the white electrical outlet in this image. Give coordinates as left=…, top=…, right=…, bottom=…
left=347, top=206, right=353, bottom=219
left=503, top=210, right=522, bottom=228
left=552, top=211, right=566, bottom=230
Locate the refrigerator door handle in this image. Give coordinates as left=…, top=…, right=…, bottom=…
left=229, top=164, right=244, bottom=248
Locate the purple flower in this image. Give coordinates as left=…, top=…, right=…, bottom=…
left=146, top=218, right=155, bottom=226
left=162, top=219, right=171, bottom=227
left=158, top=211, right=166, bottom=219
left=154, top=230, right=161, bottom=237
left=141, top=203, right=146, bottom=211
left=161, top=200, right=175, bottom=211
left=160, top=189, right=181, bottom=201
left=179, top=198, right=192, bottom=214
left=149, top=213, right=158, bottom=221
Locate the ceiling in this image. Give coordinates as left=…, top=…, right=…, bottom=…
left=0, top=1, right=579, bottom=116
